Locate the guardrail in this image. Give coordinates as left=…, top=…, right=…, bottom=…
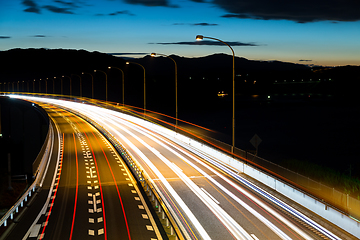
left=0, top=120, right=54, bottom=228
left=68, top=109, right=185, bottom=240
left=8, top=94, right=359, bottom=238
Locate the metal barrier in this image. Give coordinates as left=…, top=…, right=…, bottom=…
left=0, top=120, right=54, bottom=228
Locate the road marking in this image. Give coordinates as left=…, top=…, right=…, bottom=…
left=98, top=228, right=104, bottom=235
left=146, top=225, right=154, bottom=231
left=93, top=194, right=97, bottom=212
left=200, top=187, right=220, bottom=205
left=89, top=218, right=94, bottom=223
left=134, top=197, right=140, bottom=201
left=142, top=214, right=149, bottom=219
left=131, top=190, right=136, bottom=193
left=98, top=217, right=103, bottom=223
left=251, top=234, right=260, bottom=240
left=29, top=224, right=41, bottom=238
left=88, top=229, right=94, bottom=236
left=37, top=233, right=45, bottom=240
left=138, top=205, right=144, bottom=209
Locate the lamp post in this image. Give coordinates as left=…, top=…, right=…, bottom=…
left=196, top=35, right=236, bottom=153
left=94, top=69, right=108, bottom=103
left=108, top=66, right=125, bottom=106
left=82, top=72, right=94, bottom=99
left=52, top=77, right=56, bottom=94
left=62, top=75, right=71, bottom=98
left=45, top=78, right=48, bottom=94
left=39, top=79, right=42, bottom=93
left=126, top=61, right=146, bottom=115
left=71, top=74, right=82, bottom=98
left=151, top=53, right=178, bottom=129
left=33, top=80, right=35, bottom=93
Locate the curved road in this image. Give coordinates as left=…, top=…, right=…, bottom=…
left=5, top=103, right=162, bottom=240
left=9, top=95, right=355, bottom=240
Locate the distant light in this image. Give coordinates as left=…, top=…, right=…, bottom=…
left=151, top=53, right=156, bottom=57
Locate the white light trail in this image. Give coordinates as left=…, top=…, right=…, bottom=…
left=10, top=95, right=342, bottom=240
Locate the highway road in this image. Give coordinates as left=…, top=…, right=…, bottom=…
left=4, top=102, right=162, bottom=240
left=9, top=95, right=354, bottom=240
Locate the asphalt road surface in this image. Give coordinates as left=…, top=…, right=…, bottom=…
left=4, top=103, right=163, bottom=240
left=7, top=95, right=356, bottom=240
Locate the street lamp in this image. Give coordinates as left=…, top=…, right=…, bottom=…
left=82, top=72, right=94, bottom=99
left=71, top=74, right=82, bottom=98
left=44, top=78, right=48, bottom=94
left=62, top=75, right=72, bottom=98
left=52, top=77, right=56, bottom=94
left=108, top=66, right=125, bottom=106
left=151, top=53, right=178, bottom=129
left=94, top=69, right=108, bottom=103
left=196, top=35, right=236, bottom=153
left=126, top=61, right=146, bottom=115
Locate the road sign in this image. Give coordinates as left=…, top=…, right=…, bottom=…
left=250, top=134, right=262, bottom=155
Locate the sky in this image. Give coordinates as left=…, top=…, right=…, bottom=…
left=1, top=0, right=360, bottom=66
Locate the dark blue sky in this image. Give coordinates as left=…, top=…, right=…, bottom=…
left=1, top=0, right=359, bottom=66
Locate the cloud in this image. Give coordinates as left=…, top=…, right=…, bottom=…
left=54, top=0, right=79, bottom=8
left=22, top=0, right=80, bottom=14
left=43, top=5, right=74, bottom=14
left=124, top=0, right=178, bottom=8
left=150, top=40, right=259, bottom=46
left=299, top=59, right=312, bottom=62
left=22, top=0, right=41, bottom=13
left=174, top=22, right=218, bottom=26
left=31, top=35, right=47, bottom=37
left=213, top=0, right=360, bottom=23
left=0, top=36, right=11, bottom=39
left=96, top=10, right=135, bottom=16
left=109, top=10, right=134, bottom=16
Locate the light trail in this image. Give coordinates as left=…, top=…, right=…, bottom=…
left=99, top=111, right=296, bottom=240
left=10, top=95, right=343, bottom=240
left=69, top=133, right=79, bottom=240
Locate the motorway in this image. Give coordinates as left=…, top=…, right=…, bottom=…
left=8, top=95, right=353, bottom=240
left=5, top=102, right=162, bottom=240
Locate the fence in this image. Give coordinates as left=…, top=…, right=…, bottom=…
left=0, top=120, right=54, bottom=228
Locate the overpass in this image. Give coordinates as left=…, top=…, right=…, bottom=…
left=1, top=94, right=359, bottom=240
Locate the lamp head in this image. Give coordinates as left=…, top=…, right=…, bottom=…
left=108, top=66, right=111, bottom=69
left=196, top=35, right=204, bottom=40
left=126, top=62, right=129, bottom=65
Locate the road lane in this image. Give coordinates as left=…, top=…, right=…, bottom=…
left=75, top=102, right=344, bottom=240
left=11, top=96, right=349, bottom=240
left=5, top=103, right=163, bottom=240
